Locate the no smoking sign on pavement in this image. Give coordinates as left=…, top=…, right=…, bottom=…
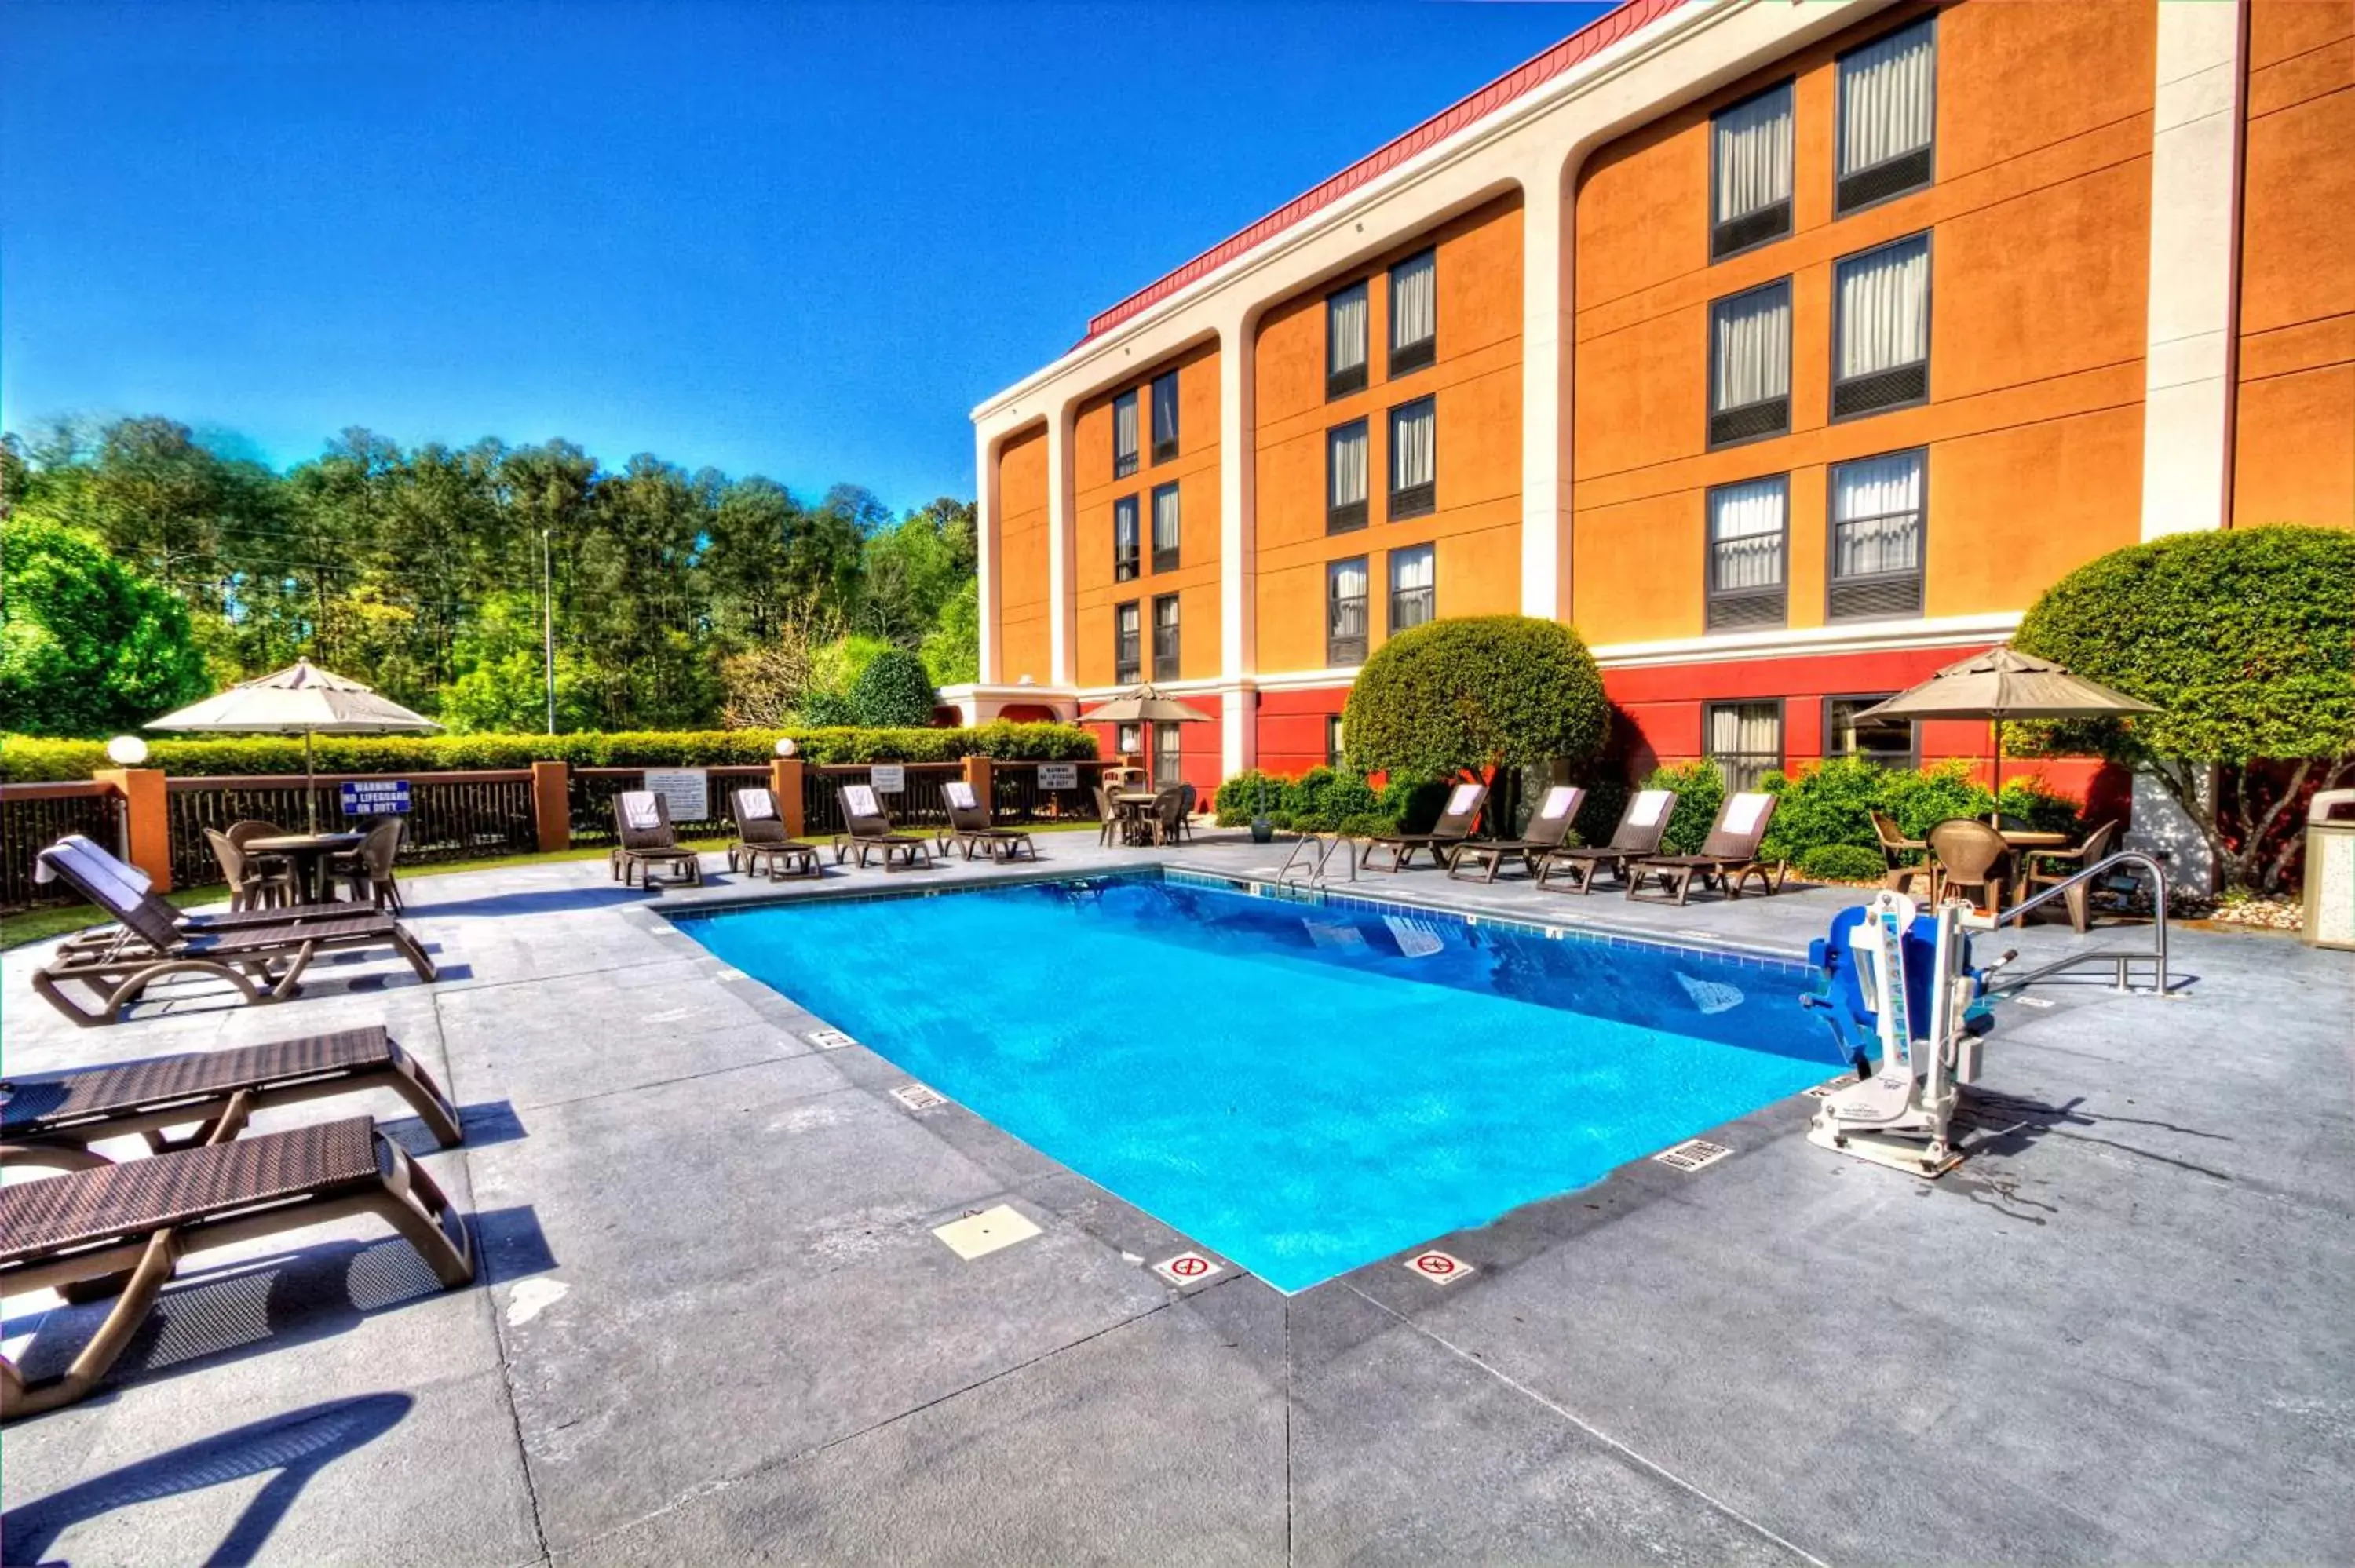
left=1152, top=1252, right=1225, bottom=1285
left=1407, top=1249, right=1474, bottom=1285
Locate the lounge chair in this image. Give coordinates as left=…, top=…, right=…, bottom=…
left=939, top=781, right=1035, bottom=861
left=30, top=841, right=439, bottom=1029
left=726, top=788, right=821, bottom=879
left=42, top=836, right=358, bottom=963
left=1361, top=782, right=1488, bottom=872
left=611, top=790, right=702, bottom=888
left=1626, top=791, right=1785, bottom=904
left=1, top=1024, right=462, bottom=1172
left=1533, top=789, right=1676, bottom=893
left=836, top=783, right=932, bottom=870
left=1447, top=785, right=1586, bottom=883
left=0, top=1114, right=473, bottom=1419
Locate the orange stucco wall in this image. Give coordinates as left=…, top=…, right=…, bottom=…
left=1569, top=0, right=2156, bottom=647
left=993, top=424, right=1052, bottom=685
left=1073, top=341, right=1222, bottom=687
left=1252, top=191, right=1524, bottom=673
left=2234, top=0, right=2355, bottom=530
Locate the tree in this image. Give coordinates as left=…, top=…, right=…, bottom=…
left=2013, top=524, right=2355, bottom=892
left=921, top=578, right=980, bottom=686
left=849, top=646, right=939, bottom=727
left=0, top=515, right=212, bottom=736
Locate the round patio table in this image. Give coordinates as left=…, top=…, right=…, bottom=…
left=1112, top=790, right=1163, bottom=845
left=243, top=831, right=367, bottom=906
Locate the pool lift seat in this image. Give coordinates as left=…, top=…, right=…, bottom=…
left=1803, top=891, right=2005, bottom=1177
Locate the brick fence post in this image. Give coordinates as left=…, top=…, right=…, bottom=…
left=961, top=754, right=994, bottom=817
left=770, top=756, right=805, bottom=839
left=93, top=767, right=172, bottom=891
left=531, top=761, right=571, bottom=852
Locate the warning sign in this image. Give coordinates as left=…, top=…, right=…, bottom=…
left=1152, top=1252, right=1225, bottom=1285
left=1406, top=1249, right=1473, bottom=1285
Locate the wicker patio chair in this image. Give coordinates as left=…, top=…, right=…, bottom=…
left=2022, top=819, right=2121, bottom=933
left=940, top=780, right=1035, bottom=861
left=205, top=827, right=296, bottom=912
left=1361, top=782, right=1488, bottom=872
left=334, top=819, right=406, bottom=911
left=837, top=783, right=932, bottom=870
left=1533, top=789, right=1677, bottom=894
left=1448, top=785, right=1585, bottom=883
left=725, top=787, right=822, bottom=879
left=1626, top=792, right=1787, bottom=905
left=610, top=790, right=702, bottom=888
left=1926, top=819, right=2016, bottom=917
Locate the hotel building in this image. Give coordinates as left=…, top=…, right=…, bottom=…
left=956, top=0, right=2355, bottom=797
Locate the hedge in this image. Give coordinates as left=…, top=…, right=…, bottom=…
left=1641, top=760, right=1728, bottom=856
left=1756, top=756, right=2082, bottom=866
left=1342, top=616, right=1608, bottom=782
left=0, top=721, right=1097, bottom=782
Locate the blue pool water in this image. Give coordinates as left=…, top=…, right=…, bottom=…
left=679, top=874, right=1840, bottom=1292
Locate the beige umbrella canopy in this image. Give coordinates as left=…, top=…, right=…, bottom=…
left=1857, top=645, right=2156, bottom=792
left=1079, top=683, right=1212, bottom=784
left=148, top=658, right=441, bottom=830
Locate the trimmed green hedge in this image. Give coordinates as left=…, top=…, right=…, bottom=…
left=1342, top=616, right=1608, bottom=782
left=1795, top=843, right=1889, bottom=883
left=0, top=721, right=1097, bottom=782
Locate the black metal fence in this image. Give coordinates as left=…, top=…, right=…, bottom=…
left=1, top=784, right=129, bottom=911
left=165, top=771, right=540, bottom=887
left=568, top=765, right=771, bottom=848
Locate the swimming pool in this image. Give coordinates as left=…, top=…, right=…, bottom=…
left=678, top=873, right=1841, bottom=1292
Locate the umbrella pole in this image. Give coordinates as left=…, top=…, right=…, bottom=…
left=1991, top=718, right=2003, bottom=819
left=305, top=729, right=318, bottom=833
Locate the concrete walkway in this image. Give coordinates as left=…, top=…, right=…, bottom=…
left=2, top=832, right=2350, bottom=1565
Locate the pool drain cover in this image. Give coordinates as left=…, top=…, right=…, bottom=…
left=1654, top=1138, right=1733, bottom=1172
left=889, top=1083, right=947, bottom=1111
left=804, top=1028, right=857, bottom=1052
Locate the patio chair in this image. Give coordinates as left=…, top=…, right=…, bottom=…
left=1533, top=789, right=1676, bottom=894
left=1094, top=783, right=1126, bottom=848
left=225, top=818, right=295, bottom=877
left=1448, top=785, right=1585, bottom=884
left=837, top=783, right=932, bottom=870
left=0, top=1114, right=473, bottom=1419
left=1143, top=786, right=1188, bottom=846
left=2022, top=819, right=2121, bottom=933
left=1361, top=782, right=1488, bottom=872
left=725, top=787, right=822, bottom=880
left=1926, top=819, right=2015, bottom=917
left=46, top=836, right=364, bottom=965
left=1625, top=792, right=1786, bottom=905
left=1, top=1024, right=462, bottom=1173
left=1871, top=811, right=1932, bottom=895
left=334, top=819, right=406, bottom=912
left=205, top=827, right=296, bottom=912
left=940, top=780, right=1035, bottom=861
left=611, top=790, right=702, bottom=888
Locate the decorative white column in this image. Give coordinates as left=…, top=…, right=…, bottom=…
left=1045, top=402, right=1076, bottom=686
left=1519, top=155, right=1575, bottom=621
left=2138, top=1, right=2244, bottom=538
left=973, top=425, right=999, bottom=685
left=1218, top=308, right=1258, bottom=777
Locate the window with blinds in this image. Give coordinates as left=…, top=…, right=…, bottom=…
left=1706, top=476, right=1787, bottom=632
left=1706, top=700, right=1784, bottom=794
left=1152, top=593, right=1181, bottom=682
left=1112, top=494, right=1139, bottom=582
left=1836, top=17, right=1937, bottom=213
left=1327, top=282, right=1369, bottom=399
left=1327, top=557, right=1369, bottom=666
left=1114, top=602, right=1141, bottom=686
left=1825, top=695, right=1917, bottom=768
left=1827, top=448, right=1926, bottom=621
left=1116, top=722, right=1141, bottom=758
left=1150, top=483, right=1181, bottom=573
left=1153, top=724, right=1183, bottom=788
left=1389, top=249, right=1437, bottom=375
left=1709, top=279, right=1791, bottom=447
left=1150, top=370, right=1180, bottom=462
left=1833, top=235, right=1930, bottom=417
left=1711, top=81, right=1794, bottom=260
left=1327, top=421, right=1368, bottom=534
left=1388, top=543, right=1435, bottom=633
left=1325, top=713, right=1345, bottom=768
left=1388, top=397, right=1436, bottom=520
left=1112, top=391, right=1138, bottom=479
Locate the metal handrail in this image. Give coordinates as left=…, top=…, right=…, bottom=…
left=1977, top=849, right=2174, bottom=994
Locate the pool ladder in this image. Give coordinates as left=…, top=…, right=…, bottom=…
left=1275, top=833, right=1362, bottom=887
left=1973, top=851, right=2177, bottom=995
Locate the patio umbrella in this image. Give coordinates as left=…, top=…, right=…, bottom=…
left=148, top=658, right=441, bottom=830
left=1079, top=683, right=1212, bottom=784
left=1855, top=645, right=2155, bottom=793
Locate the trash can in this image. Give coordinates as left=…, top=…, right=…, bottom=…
left=2303, top=788, right=2355, bottom=950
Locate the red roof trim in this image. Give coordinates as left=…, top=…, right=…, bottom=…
left=1079, top=0, right=1686, bottom=345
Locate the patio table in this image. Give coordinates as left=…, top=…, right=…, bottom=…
left=243, top=832, right=367, bottom=906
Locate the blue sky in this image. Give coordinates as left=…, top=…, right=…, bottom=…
left=2, top=0, right=1608, bottom=511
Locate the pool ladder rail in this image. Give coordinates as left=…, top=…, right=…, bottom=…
left=1966, top=850, right=2177, bottom=996
left=1274, top=833, right=1365, bottom=887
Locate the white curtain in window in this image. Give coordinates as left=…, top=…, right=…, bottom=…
left=1837, top=239, right=1929, bottom=381
left=1714, top=86, right=1793, bottom=224
left=1330, top=559, right=1367, bottom=601
left=1152, top=375, right=1178, bottom=447
left=1710, top=702, right=1780, bottom=760
left=1391, top=401, right=1436, bottom=490
left=1152, top=486, right=1180, bottom=552
left=1113, top=394, right=1137, bottom=464
left=1114, top=498, right=1138, bottom=556
left=1832, top=452, right=1924, bottom=577
left=1709, top=479, right=1785, bottom=590
left=1328, top=424, right=1367, bottom=507
left=1390, top=545, right=1433, bottom=594
left=1328, top=286, right=1368, bottom=376
left=1390, top=251, right=1436, bottom=349
left=1713, top=286, right=1791, bottom=412
left=1840, top=20, right=1935, bottom=174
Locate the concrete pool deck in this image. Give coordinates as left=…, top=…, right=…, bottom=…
left=3, top=831, right=2350, bottom=1565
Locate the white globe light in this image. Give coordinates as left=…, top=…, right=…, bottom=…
left=106, top=735, right=151, bottom=766
left=774, top=737, right=798, bottom=758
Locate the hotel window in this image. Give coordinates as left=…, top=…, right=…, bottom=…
left=1112, top=391, right=1139, bottom=479
left=1706, top=476, right=1787, bottom=632
left=1389, top=543, right=1435, bottom=633
left=1152, top=593, right=1181, bottom=682
left=1327, top=282, right=1369, bottom=399
left=1116, top=722, right=1141, bottom=757
left=1711, top=81, right=1794, bottom=261
left=1825, top=695, right=1918, bottom=769
left=1709, top=279, right=1791, bottom=447
left=1112, top=494, right=1139, bottom=582
left=1150, top=370, right=1180, bottom=463
left=1837, top=17, right=1936, bottom=214
left=1388, top=248, right=1437, bottom=376
left=1706, top=699, right=1784, bottom=794
left=1388, top=396, right=1436, bottom=520
left=1114, top=601, right=1141, bottom=686
left=1833, top=235, right=1930, bottom=418
left=1827, top=448, right=1927, bottom=621
left=1327, top=420, right=1369, bottom=533
left=1326, top=713, right=1345, bottom=768
left=1153, top=723, right=1183, bottom=789
left=1150, top=482, right=1181, bottom=573
left=1327, top=557, right=1369, bottom=666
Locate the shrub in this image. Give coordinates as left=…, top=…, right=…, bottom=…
left=848, top=647, right=937, bottom=727
left=1795, top=843, right=1889, bottom=884
left=1278, top=767, right=1337, bottom=821
left=1878, top=759, right=1995, bottom=841
left=1214, top=769, right=1283, bottom=826
left=1378, top=775, right=1449, bottom=834
left=1758, top=756, right=1887, bottom=864
left=1337, top=811, right=1394, bottom=839
left=797, top=690, right=859, bottom=727
left=1641, top=759, right=1725, bottom=855
left=0, top=515, right=210, bottom=737
left=1342, top=616, right=1608, bottom=783
left=1572, top=775, right=1631, bottom=851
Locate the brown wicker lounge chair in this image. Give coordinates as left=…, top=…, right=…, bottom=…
left=611, top=790, right=702, bottom=888
left=1626, top=792, right=1785, bottom=904
left=726, top=788, right=822, bottom=879
left=1361, top=782, right=1488, bottom=872
left=1, top=1025, right=462, bottom=1172
left=939, top=781, right=1035, bottom=861
left=1533, top=788, right=1677, bottom=893
left=30, top=841, right=439, bottom=1029
left=0, top=1114, right=473, bottom=1419
left=836, top=783, right=932, bottom=870
left=1447, top=785, right=1586, bottom=883
left=42, top=837, right=357, bottom=961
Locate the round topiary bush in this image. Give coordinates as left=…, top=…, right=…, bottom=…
left=848, top=647, right=937, bottom=728
left=1342, top=616, right=1608, bottom=783
left=1795, top=843, right=1889, bottom=884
